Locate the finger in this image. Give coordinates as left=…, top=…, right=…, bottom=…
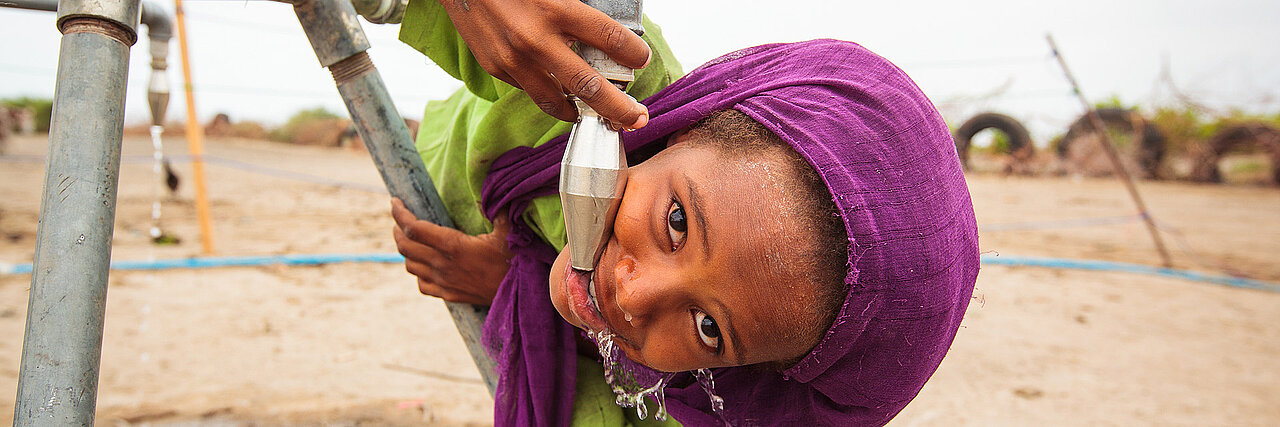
left=390, top=198, right=418, bottom=228
left=403, top=258, right=445, bottom=284
left=490, top=210, right=512, bottom=236
left=480, top=211, right=514, bottom=251
left=557, top=2, right=651, bottom=69
left=392, top=209, right=464, bottom=254
left=418, top=278, right=489, bottom=305
left=541, top=51, right=648, bottom=129
left=487, top=66, right=520, bottom=91
left=393, top=225, right=451, bottom=263
left=514, top=69, right=577, bottom=122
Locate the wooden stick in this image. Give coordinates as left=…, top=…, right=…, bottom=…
left=174, top=0, right=216, bottom=254
left=1047, top=34, right=1172, bottom=267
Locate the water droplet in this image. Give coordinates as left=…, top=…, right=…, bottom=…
left=694, top=368, right=726, bottom=414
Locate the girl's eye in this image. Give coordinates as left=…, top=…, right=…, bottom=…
left=667, top=201, right=688, bottom=250
left=693, top=310, right=721, bottom=350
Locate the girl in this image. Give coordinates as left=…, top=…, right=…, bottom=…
left=392, top=1, right=979, bottom=425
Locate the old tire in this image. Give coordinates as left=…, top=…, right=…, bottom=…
left=1056, top=108, right=1166, bottom=179
left=954, top=112, right=1034, bottom=171
left=1190, top=123, right=1280, bottom=184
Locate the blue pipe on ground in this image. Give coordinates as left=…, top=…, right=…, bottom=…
left=3, top=253, right=1277, bottom=294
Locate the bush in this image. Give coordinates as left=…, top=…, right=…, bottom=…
left=973, top=129, right=1012, bottom=154
left=0, top=97, right=53, bottom=132
left=228, top=121, right=269, bottom=140
left=1093, top=95, right=1136, bottom=112
left=1151, top=107, right=1210, bottom=157
left=270, top=107, right=340, bottom=143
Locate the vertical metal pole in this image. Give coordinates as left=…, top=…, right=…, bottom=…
left=1047, top=34, right=1173, bottom=267
left=13, top=1, right=140, bottom=425
left=289, top=0, right=497, bottom=394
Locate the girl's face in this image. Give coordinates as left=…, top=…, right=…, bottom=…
left=549, top=139, right=826, bottom=373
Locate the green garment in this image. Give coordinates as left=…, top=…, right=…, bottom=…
left=397, top=1, right=683, bottom=425
left=398, top=0, right=682, bottom=249
left=572, top=355, right=681, bottom=427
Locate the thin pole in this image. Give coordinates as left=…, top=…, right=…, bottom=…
left=13, top=0, right=140, bottom=424
left=1047, top=34, right=1173, bottom=267
left=174, top=0, right=216, bottom=254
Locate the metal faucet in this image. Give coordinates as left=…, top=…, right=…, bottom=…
left=560, top=0, right=643, bottom=272
left=560, top=94, right=628, bottom=271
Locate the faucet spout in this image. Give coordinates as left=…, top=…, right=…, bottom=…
left=560, top=98, right=628, bottom=271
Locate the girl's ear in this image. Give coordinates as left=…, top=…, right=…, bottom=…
left=665, top=127, right=693, bottom=148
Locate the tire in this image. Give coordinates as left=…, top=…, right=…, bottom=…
left=1056, top=108, right=1166, bottom=179
left=1191, top=123, right=1280, bottom=184
left=953, top=112, right=1034, bottom=170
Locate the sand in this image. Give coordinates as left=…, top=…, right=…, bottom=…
left=1, top=134, right=1278, bottom=426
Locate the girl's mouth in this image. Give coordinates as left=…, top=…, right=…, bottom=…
left=565, top=263, right=609, bottom=332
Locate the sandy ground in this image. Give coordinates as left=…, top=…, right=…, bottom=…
left=1, top=134, right=1278, bottom=426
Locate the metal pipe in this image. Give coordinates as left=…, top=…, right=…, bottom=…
left=141, top=0, right=172, bottom=126
left=139, top=0, right=170, bottom=40
left=350, top=0, right=407, bottom=24
left=0, top=0, right=58, bottom=12
left=290, top=0, right=497, bottom=394
left=13, top=1, right=140, bottom=425
left=2, top=0, right=59, bottom=12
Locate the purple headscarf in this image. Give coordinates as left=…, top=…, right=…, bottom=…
left=480, top=39, right=979, bottom=426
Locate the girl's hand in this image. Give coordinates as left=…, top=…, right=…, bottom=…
left=391, top=198, right=513, bottom=305
left=437, top=0, right=651, bottom=129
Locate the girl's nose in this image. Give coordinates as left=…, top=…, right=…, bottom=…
left=611, top=256, right=671, bottom=329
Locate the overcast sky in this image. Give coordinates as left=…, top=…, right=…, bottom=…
left=2, top=0, right=1278, bottom=143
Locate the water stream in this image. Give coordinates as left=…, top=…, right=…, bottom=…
left=148, top=125, right=165, bottom=241
left=589, top=329, right=727, bottom=421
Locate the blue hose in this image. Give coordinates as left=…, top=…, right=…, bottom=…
left=1, top=253, right=405, bottom=275
left=981, top=255, right=1280, bottom=293
left=3, top=252, right=1277, bottom=294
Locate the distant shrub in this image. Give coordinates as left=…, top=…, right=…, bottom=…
left=270, top=107, right=340, bottom=143
left=1093, top=95, right=1136, bottom=112
left=1151, top=107, right=1211, bottom=157
left=229, top=121, right=269, bottom=140
left=0, top=97, right=53, bottom=132
left=290, top=118, right=349, bottom=146
left=1153, top=106, right=1280, bottom=158
left=976, top=129, right=1011, bottom=154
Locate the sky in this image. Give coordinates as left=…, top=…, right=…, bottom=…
left=2, top=0, right=1278, bottom=144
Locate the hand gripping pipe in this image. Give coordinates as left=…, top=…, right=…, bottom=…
left=285, top=0, right=498, bottom=394
left=11, top=0, right=141, bottom=425
left=561, top=0, right=643, bottom=273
